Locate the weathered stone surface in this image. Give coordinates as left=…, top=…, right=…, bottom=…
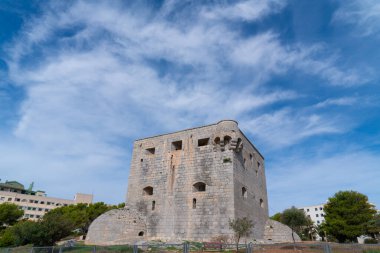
left=263, top=220, right=301, bottom=243
left=86, top=120, right=296, bottom=245
left=86, top=207, right=146, bottom=245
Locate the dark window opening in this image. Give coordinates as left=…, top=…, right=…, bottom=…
left=257, top=162, right=261, bottom=169
left=242, top=187, right=247, bottom=199
left=250, top=154, right=253, bottom=161
left=214, top=137, right=220, bottom=145
left=260, top=198, right=264, bottom=208
left=146, top=147, right=155, bottom=155
left=224, top=136, right=231, bottom=145
left=198, top=138, right=209, bottom=146
left=140, top=159, right=143, bottom=162
left=138, top=231, right=144, bottom=236
left=143, top=186, right=153, bottom=196
left=171, top=140, right=182, bottom=151
left=193, top=198, right=197, bottom=209
left=152, top=201, right=155, bottom=211
left=193, top=182, right=206, bottom=192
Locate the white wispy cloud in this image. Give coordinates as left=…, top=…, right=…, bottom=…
left=242, top=108, right=346, bottom=148
left=201, top=0, right=286, bottom=21
left=315, top=97, right=357, bottom=108
left=334, top=0, right=380, bottom=37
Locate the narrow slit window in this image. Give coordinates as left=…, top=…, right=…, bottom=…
left=152, top=201, right=155, bottom=211
left=198, top=138, right=209, bottom=146
left=260, top=198, right=264, bottom=208
left=257, top=162, right=261, bottom=170
left=242, top=187, right=247, bottom=199
left=171, top=140, right=182, bottom=151
left=193, top=198, right=196, bottom=209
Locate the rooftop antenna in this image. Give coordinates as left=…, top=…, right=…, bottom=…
left=28, top=182, right=34, bottom=191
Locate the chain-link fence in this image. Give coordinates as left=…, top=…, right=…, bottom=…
left=1, top=243, right=379, bottom=253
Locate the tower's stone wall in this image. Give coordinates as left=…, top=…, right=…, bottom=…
left=85, top=120, right=295, bottom=245
left=126, top=120, right=268, bottom=241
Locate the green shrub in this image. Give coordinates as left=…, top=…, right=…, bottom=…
left=223, top=158, right=231, bottom=163
left=364, top=238, right=378, bottom=244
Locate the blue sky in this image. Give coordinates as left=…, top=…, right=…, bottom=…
left=0, top=0, right=379, bottom=215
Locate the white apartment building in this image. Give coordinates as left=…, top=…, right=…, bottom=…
left=0, top=180, right=93, bottom=221
left=299, top=204, right=326, bottom=225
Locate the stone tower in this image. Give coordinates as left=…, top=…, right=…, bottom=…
left=86, top=120, right=298, bottom=245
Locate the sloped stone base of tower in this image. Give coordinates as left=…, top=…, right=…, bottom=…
left=85, top=207, right=146, bottom=245
left=263, top=220, right=301, bottom=243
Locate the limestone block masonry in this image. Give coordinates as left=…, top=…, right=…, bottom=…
left=86, top=120, right=298, bottom=245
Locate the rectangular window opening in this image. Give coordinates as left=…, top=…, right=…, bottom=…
left=171, top=140, right=182, bottom=151
left=152, top=201, right=155, bottom=211
left=198, top=138, right=209, bottom=147
left=146, top=147, right=155, bottom=155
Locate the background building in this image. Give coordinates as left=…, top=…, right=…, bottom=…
left=299, top=204, right=325, bottom=225
left=0, top=180, right=93, bottom=220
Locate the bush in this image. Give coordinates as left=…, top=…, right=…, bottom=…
left=364, top=238, right=378, bottom=244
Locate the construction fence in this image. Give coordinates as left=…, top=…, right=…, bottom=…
left=0, top=242, right=379, bottom=253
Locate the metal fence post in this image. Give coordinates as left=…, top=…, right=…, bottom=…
left=323, top=243, right=332, bottom=253
left=133, top=245, right=138, bottom=253
left=183, top=242, right=189, bottom=253
left=93, top=246, right=96, bottom=253
left=245, top=243, right=253, bottom=253
left=59, top=247, right=62, bottom=253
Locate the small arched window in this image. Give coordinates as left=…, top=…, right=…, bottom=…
left=224, top=136, right=231, bottom=145
left=260, top=198, right=264, bottom=208
left=242, top=187, right=247, bottom=199
left=138, top=231, right=144, bottom=236
left=152, top=201, right=156, bottom=211
left=214, top=137, right=220, bottom=145
left=143, top=186, right=153, bottom=196
left=193, top=198, right=197, bottom=209
left=193, top=182, right=206, bottom=192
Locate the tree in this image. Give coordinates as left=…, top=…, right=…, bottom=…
left=301, top=218, right=317, bottom=241
left=281, top=206, right=309, bottom=245
left=323, top=191, right=377, bottom=243
left=0, top=202, right=119, bottom=247
left=0, top=203, right=24, bottom=228
left=0, top=220, right=40, bottom=247
left=366, top=213, right=380, bottom=239
left=229, top=217, right=253, bottom=251
left=44, top=202, right=115, bottom=235
left=34, top=212, right=74, bottom=246
left=270, top=213, right=282, bottom=222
